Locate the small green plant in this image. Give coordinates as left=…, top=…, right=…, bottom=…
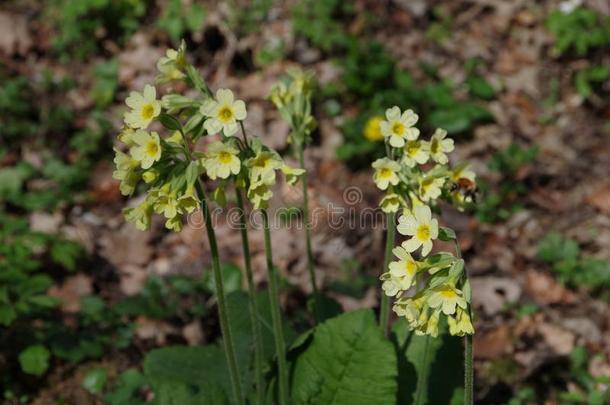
left=538, top=232, right=610, bottom=294
left=292, top=0, right=354, bottom=52
left=546, top=5, right=610, bottom=100
left=509, top=347, right=610, bottom=404
left=0, top=70, right=110, bottom=212
left=156, top=0, right=206, bottom=44
left=46, top=0, right=147, bottom=61
left=476, top=143, right=538, bottom=223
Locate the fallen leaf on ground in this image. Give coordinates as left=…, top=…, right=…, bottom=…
left=474, top=324, right=513, bottom=360
left=0, top=12, right=32, bottom=56
left=48, top=274, right=93, bottom=313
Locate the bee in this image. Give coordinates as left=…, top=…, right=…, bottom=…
left=450, top=177, right=478, bottom=203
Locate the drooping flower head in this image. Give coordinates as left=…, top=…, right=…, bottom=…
left=372, top=158, right=401, bottom=190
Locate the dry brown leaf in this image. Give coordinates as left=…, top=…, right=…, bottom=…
left=525, top=270, right=576, bottom=305
left=586, top=183, right=610, bottom=214
left=135, top=317, right=177, bottom=345
left=471, top=277, right=521, bottom=316
left=99, top=223, right=153, bottom=267
left=48, top=274, right=93, bottom=313
left=182, top=321, right=204, bottom=346
left=474, top=324, right=513, bottom=360
left=29, top=212, right=63, bottom=234
left=537, top=323, right=575, bottom=355
left=0, top=12, right=32, bottom=56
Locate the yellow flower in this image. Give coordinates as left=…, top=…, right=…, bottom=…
left=201, top=88, right=247, bottom=136
left=118, top=126, right=136, bottom=146
left=418, top=175, right=445, bottom=202
left=380, top=193, right=401, bottom=213
left=372, top=158, right=400, bottom=190
left=363, top=116, right=384, bottom=141
left=202, top=141, right=241, bottom=180
left=165, top=215, right=183, bottom=232
left=429, top=128, right=454, bottom=164
left=130, top=130, right=162, bottom=169
left=247, top=151, right=282, bottom=185
left=380, top=245, right=420, bottom=296
left=156, top=41, right=187, bottom=84
left=124, top=85, right=161, bottom=130
left=393, top=294, right=427, bottom=329
left=177, top=185, right=199, bottom=214
left=280, top=164, right=305, bottom=186
left=124, top=199, right=153, bottom=231
left=451, top=162, right=476, bottom=183
left=380, top=106, right=419, bottom=148
left=166, top=130, right=184, bottom=145
left=427, top=284, right=467, bottom=316
left=269, top=82, right=291, bottom=109
left=142, top=169, right=158, bottom=184
left=448, top=307, right=474, bottom=336
left=425, top=310, right=441, bottom=337
left=112, top=149, right=140, bottom=196
left=247, top=180, right=273, bottom=209
left=152, top=185, right=179, bottom=219
left=402, top=140, right=429, bottom=168
left=397, top=204, right=438, bottom=256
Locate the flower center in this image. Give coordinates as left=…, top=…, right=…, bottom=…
left=392, top=122, right=405, bottom=136
left=379, top=168, right=392, bottom=178
left=430, top=139, right=439, bottom=154
left=218, top=151, right=233, bottom=164
left=218, top=106, right=234, bottom=123
left=440, top=287, right=457, bottom=299
left=145, top=141, right=159, bottom=157
left=406, top=142, right=419, bottom=156
left=416, top=224, right=430, bottom=241
left=141, top=104, right=155, bottom=120
left=404, top=260, right=417, bottom=275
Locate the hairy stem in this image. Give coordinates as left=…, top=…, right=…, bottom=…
left=379, top=212, right=396, bottom=335
left=454, top=240, right=474, bottom=405
left=261, top=209, right=290, bottom=404
left=413, top=334, right=431, bottom=405
left=298, top=147, right=317, bottom=294
left=196, top=182, right=243, bottom=405
left=464, top=334, right=474, bottom=405
left=235, top=188, right=265, bottom=405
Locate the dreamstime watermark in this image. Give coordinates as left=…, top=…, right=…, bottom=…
left=185, top=186, right=392, bottom=231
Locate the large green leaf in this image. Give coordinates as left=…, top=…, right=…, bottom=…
left=392, top=319, right=463, bottom=405
left=291, top=309, right=397, bottom=405
left=143, top=345, right=231, bottom=403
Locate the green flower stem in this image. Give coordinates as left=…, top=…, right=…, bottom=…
left=379, top=212, right=396, bottom=335
left=195, top=182, right=243, bottom=405
left=261, top=209, right=290, bottom=404
left=298, top=146, right=319, bottom=300
left=464, top=334, right=474, bottom=405
left=413, top=334, right=431, bottom=405
left=453, top=239, right=474, bottom=405
left=235, top=187, right=265, bottom=405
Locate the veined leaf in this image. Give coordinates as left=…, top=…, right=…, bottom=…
left=291, top=309, right=397, bottom=405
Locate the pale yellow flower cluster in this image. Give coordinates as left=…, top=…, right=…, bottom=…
left=113, top=43, right=305, bottom=232
left=373, top=106, right=476, bottom=337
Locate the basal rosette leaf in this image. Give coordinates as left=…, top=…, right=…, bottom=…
left=291, top=309, right=397, bottom=405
